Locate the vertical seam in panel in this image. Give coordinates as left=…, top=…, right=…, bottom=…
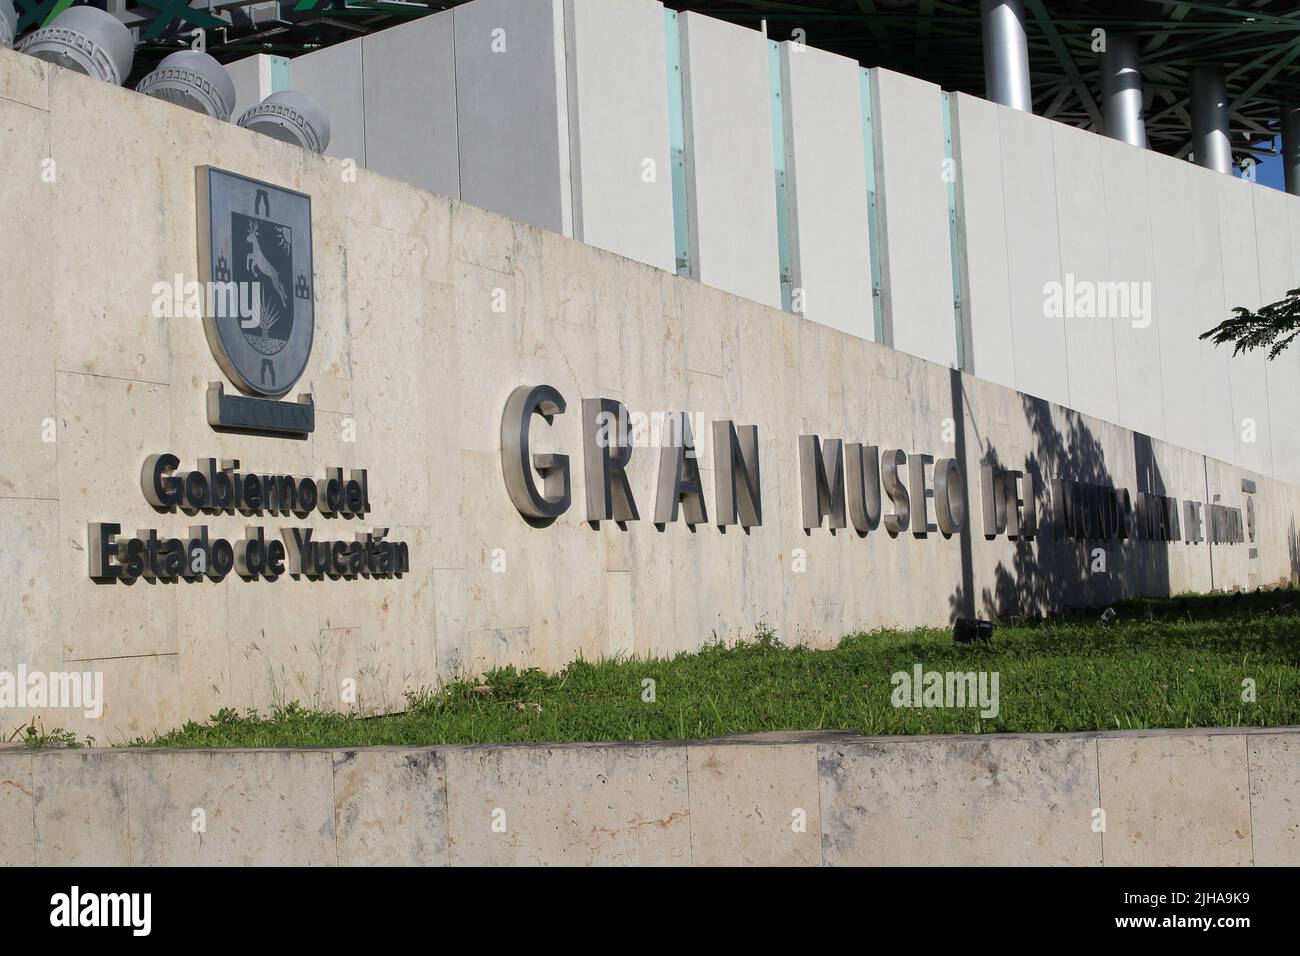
left=1205, top=184, right=1233, bottom=465
left=451, top=9, right=463, bottom=199
left=554, top=0, right=576, bottom=239
left=1217, top=186, right=1245, bottom=469
left=260, top=53, right=272, bottom=102
left=769, top=40, right=793, bottom=313
left=1097, top=142, right=1124, bottom=423
left=677, top=13, right=702, bottom=281
left=664, top=9, right=691, bottom=278
left=358, top=41, right=368, bottom=167
left=948, top=95, right=977, bottom=374
left=1286, top=200, right=1300, bottom=484
left=1143, top=154, right=1169, bottom=439
left=780, top=43, right=801, bottom=311
left=869, top=71, right=894, bottom=349
left=860, top=69, right=884, bottom=344
left=995, top=110, right=1019, bottom=386
left=272, top=56, right=289, bottom=94
left=1254, top=191, right=1280, bottom=482
left=942, top=93, right=967, bottom=372
left=562, top=0, right=582, bottom=243
left=1047, top=125, right=1073, bottom=408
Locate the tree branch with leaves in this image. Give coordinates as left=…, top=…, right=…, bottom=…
left=1200, top=287, right=1300, bottom=359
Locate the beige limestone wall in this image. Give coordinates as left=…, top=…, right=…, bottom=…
left=1, top=50, right=1299, bottom=740
left=0, top=727, right=1296, bottom=866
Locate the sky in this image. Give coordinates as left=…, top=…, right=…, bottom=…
left=1237, top=137, right=1286, bottom=191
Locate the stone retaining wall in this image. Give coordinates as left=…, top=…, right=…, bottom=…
left=4, top=48, right=1300, bottom=742
left=1, top=728, right=1295, bottom=866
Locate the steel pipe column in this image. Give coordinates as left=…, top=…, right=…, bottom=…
left=1282, top=105, right=1300, bottom=197
left=1190, top=66, right=1231, bottom=174
left=981, top=0, right=1032, bottom=112
left=1101, top=35, right=1146, bottom=148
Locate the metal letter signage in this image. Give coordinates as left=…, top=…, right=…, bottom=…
left=713, top=421, right=762, bottom=529
left=799, top=435, right=846, bottom=531
left=654, top=412, right=708, bottom=526
left=81, top=173, right=417, bottom=583
left=494, top=389, right=1257, bottom=559
left=500, top=384, right=572, bottom=522
left=197, top=165, right=315, bottom=435
left=583, top=398, right=639, bottom=523
left=88, top=454, right=409, bottom=582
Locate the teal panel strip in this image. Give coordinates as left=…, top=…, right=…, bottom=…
left=859, top=69, right=884, bottom=343
left=941, top=92, right=967, bottom=371
left=664, top=11, right=691, bottom=278
left=769, top=41, right=793, bottom=312
left=270, top=56, right=291, bottom=94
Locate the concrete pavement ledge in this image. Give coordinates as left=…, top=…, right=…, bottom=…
left=0, top=727, right=1295, bottom=866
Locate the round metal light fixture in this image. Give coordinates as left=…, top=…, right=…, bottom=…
left=1, top=0, right=17, bottom=51
left=952, top=618, right=994, bottom=643
left=136, top=50, right=236, bottom=121
left=237, top=90, right=331, bottom=154
left=18, top=5, right=134, bottom=86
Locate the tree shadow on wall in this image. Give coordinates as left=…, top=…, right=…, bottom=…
left=1289, top=518, right=1300, bottom=584
left=947, top=369, right=1172, bottom=623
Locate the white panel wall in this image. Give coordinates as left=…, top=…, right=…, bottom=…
left=1287, top=193, right=1300, bottom=284
left=1100, top=137, right=1164, bottom=441
left=1276, top=361, right=1300, bottom=484
left=1147, top=158, right=1209, bottom=457
left=298, top=0, right=673, bottom=265
left=453, top=0, right=571, bottom=235
left=360, top=11, right=460, bottom=199
left=779, top=42, right=873, bottom=339
left=1052, top=121, right=1118, bottom=425
left=1257, top=188, right=1298, bottom=302
left=270, top=2, right=1300, bottom=485
left=678, top=12, right=781, bottom=309
left=1182, top=163, right=1236, bottom=465
left=1217, top=176, right=1272, bottom=477
left=564, top=0, right=675, bottom=272
left=951, top=93, right=1016, bottom=389
left=998, top=107, right=1067, bottom=405
left=289, top=38, right=366, bottom=166
left=225, top=54, right=278, bottom=123
left=870, top=68, right=956, bottom=368
left=1281, top=200, right=1300, bottom=486
left=1259, top=191, right=1300, bottom=485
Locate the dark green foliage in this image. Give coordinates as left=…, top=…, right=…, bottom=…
left=1201, top=289, right=1300, bottom=359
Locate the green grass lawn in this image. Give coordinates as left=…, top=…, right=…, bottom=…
left=111, top=588, right=1300, bottom=749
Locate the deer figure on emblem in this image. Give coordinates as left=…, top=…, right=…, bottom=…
left=245, top=220, right=288, bottom=307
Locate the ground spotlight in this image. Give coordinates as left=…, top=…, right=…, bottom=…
left=953, top=618, right=994, bottom=644
left=136, top=51, right=236, bottom=121
left=237, top=90, right=331, bottom=153
left=1, top=0, right=16, bottom=50
left=18, top=5, right=134, bottom=85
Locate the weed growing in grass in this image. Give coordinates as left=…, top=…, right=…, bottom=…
left=6, top=719, right=94, bottom=749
